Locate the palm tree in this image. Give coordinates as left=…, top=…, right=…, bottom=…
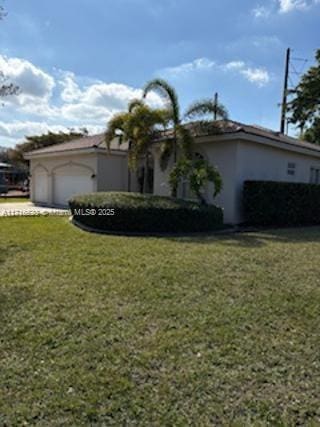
left=105, top=100, right=168, bottom=193
left=185, top=92, right=229, bottom=122
left=143, top=79, right=193, bottom=172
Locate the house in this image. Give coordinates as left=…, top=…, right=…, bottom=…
left=25, top=120, right=320, bottom=224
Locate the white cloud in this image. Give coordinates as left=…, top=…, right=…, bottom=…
left=240, top=67, right=270, bottom=87
left=0, top=120, right=105, bottom=147
left=0, top=54, right=55, bottom=103
left=57, top=73, right=163, bottom=123
left=0, top=121, right=66, bottom=139
left=161, top=58, right=215, bottom=77
left=251, top=0, right=319, bottom=16
left=278, top=0, right=319, bottom=12
left=252, top=5, right=271, bottom=18
left=60, top=71, right=82, bottom=103
left=0, top=54, right=165, bottom=147
left=224, top=61, right=270, bottom=87
left=223, top=61, right=246, bottom=70
left=279, top=0, right=308, bottom=12
left=159, top=57, right=271, bottom=88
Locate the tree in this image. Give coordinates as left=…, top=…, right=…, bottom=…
left=0, top=3, right=20, bottom=100
left=8, top=129, right=88, bottom=167
left=143, top=79, right=223, bottom=200
left=143, top=79, right=193, bottom=173
left=169, top=157, right=222, bottom=204
left=185, top=93, right=229, bottom=122
left=105, top=100, right=169, bottom=193
left=289, top=49, right=320, bottom=143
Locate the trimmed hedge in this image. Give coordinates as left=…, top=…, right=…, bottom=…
left=69, top=192, right=223, bottom=233
left=243, top=180, right=320, bottom=226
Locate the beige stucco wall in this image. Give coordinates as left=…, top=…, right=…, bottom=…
left=97, top=152, right=127, bottom=192
left=152, top=146, right=175, bottom=197
left=97, top=152, right=141, bottom=193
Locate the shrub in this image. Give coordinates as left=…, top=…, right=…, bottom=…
left=243, top=180, right=320, bottom=226
left=69, top=192, right=223, bottom=233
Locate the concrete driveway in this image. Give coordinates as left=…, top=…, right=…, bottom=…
left=0, top=202, right=69, bottom=217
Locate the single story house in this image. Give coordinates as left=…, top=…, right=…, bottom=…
left=25, top=120, right=320, bottom=224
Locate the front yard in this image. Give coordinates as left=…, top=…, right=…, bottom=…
left=1, top=217, right=320, bottom=425
left=0, top=197, right=29, bottom=203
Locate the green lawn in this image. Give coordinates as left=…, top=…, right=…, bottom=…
left=1, top=217, right=320, bottom=426
left=0, top=197, right=29, bottom=203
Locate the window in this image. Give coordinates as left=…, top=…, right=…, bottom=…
left=310, top=167, right=320, bottom=184
left=287, top=162, right=296, bottom=176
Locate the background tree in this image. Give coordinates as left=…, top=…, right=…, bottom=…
left=185, top=92, right=229, bottom=123
left=105, top=100, right=169, bottom=193
left=7, top=129, right=88, bottom=168
left=289, top=49, right=320, bottom=143
left=0, top=3, right=20, bottom=100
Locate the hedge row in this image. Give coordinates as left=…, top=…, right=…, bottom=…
left=69, top=192, right=223, bottom=233
left=243, top=180, right=320, bottom=226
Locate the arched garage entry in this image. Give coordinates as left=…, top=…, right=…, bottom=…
left=53, top=162, right=94, bottom=206
left=32, top=164, right=49, bottom=205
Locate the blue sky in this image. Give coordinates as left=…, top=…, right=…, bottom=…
left=0, top=0, right=319, bottom=147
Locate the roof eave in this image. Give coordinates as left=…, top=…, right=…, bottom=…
left=24, top=146, right=104, bottom=159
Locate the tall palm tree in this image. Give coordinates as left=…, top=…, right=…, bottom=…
left=105, top=100, right=168, bottom=193
left=143, top=79, right=193, bottom=172
left=185, top=92, right=229, bottom=122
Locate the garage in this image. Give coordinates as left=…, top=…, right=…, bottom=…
left=24, top=133, right=129, bottom=207
left=53, top=164, right=93, bottom=206
left=33, top=167, right=49, bottom=204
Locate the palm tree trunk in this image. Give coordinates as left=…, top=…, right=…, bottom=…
left=127, top=140, right=132, bottom=192
left=143, top=154, right=149, bottom=194
left=172, top=129, right=178, bottom=198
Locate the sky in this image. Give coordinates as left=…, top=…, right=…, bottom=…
left=0, top=0, right=319, bottom=148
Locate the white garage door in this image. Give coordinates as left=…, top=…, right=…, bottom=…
left=33, top=170, right=49, bottom=204
left=53, top=171, right=93, bottom=206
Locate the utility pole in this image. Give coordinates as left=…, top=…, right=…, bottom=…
left=280, top=48, right=291, bottom=134
left=214, top=92, right=218, bottom=120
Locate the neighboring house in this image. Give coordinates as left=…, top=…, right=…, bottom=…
left=25, top=120, right=320, bottom=224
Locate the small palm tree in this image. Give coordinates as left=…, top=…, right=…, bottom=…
left=185, top=92, right=229, bottom=122
left=105, top=100, right=168, bottom=193
left=143, top=79, right=193, bottom=172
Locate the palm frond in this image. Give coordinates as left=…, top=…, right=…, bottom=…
left=185, top=99, right=229, bottom=121
left=128, top=98, right=145, bottom=113
left=143, top=78, right=180, bottom=125
left=176, top=124, right=194, bottom=160
left=105, top=112, right=129, bottom=149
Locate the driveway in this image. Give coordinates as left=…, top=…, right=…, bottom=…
left=0, top=202, right=69, bottom=217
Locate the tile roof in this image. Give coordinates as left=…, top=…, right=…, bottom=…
left=25, top=134, right=128, bottom=156
left=25, top=120, right=320, bottom=158
left=156, top=120, right=320, bottom=153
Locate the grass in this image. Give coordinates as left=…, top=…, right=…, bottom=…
left=0, top=197, right=29, bottom=203
left=1, top=217, right=320, bottom=425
